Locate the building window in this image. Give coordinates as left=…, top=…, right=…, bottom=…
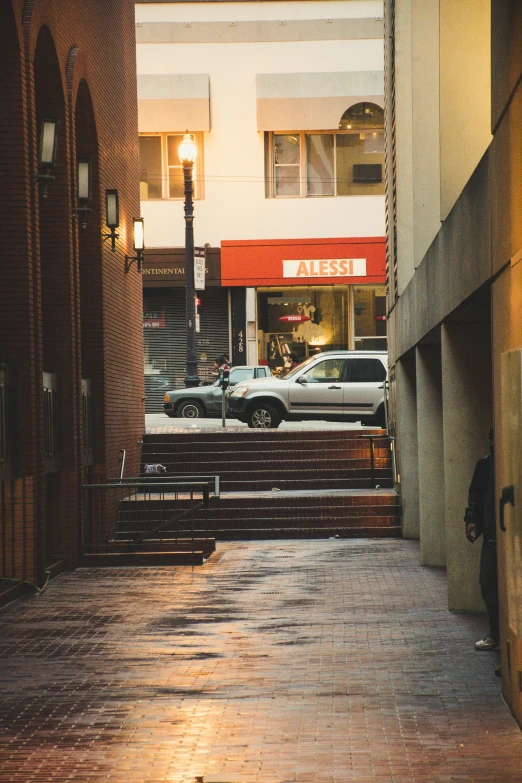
left=139, top=133, right=203, bottom=200
left=265, top=102, right=384, bottom=198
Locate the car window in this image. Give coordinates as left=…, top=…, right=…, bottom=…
left=230, top=368, right=253, bottom=384
left=347, top=358, right=386, bottom=382
left=306, top=358, right=346, bottom=383
left=282, top=356, right=316, bottom=379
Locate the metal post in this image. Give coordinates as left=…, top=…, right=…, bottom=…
left=183, top=162, right=200, bottom=387
left=221, top=388, right=226, bottom=428
left=383, top=378, right=389, bottom=433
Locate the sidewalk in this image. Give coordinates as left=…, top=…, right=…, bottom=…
left=1, top=540, right=521, bottom=783
left=145, top=413, right=368, bottom=430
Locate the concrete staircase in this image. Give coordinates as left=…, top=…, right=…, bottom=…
left=124, top=428, right=401, bottom=541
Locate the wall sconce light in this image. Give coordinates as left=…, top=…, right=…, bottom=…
left=73, top=158, right=91, bottom=229
left=103, top=189, right=119, bottom=251
left=125, top=218, right=145, bottom=273
left=33, top=118, right=59, bottom=198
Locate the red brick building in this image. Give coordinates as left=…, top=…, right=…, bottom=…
left=0, top=0, right=144, bottom=588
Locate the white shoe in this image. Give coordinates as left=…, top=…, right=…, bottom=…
left=475, top=636, right=498, bottom=651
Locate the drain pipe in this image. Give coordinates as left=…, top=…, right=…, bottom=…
left=119, top=449, right=126, bottom=482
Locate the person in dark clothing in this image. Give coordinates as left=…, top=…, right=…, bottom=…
left=212, top=354, right=231, bottom=377
left=464, top=427, right=499, bottom=651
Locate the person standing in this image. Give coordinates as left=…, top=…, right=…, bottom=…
left=464, top=427, right=499, bottom=651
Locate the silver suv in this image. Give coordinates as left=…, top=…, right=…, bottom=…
left=227, top=351, right=388, bottom=428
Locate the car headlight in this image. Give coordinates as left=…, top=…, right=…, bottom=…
left=164, top=394, right=170, bottom=403
left=230, top=385, right=249, bottom=398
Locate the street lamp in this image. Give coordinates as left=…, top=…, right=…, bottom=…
left=179, top=132, right=200, bottom=388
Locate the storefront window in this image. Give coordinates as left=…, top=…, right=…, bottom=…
left=256, top=285, right=387, bottom=371
left=257, top=286, right=350, bottom=373
left=353, top=285, right=387, bottom=351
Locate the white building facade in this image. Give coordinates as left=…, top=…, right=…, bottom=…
left=136, top=0, right=386, bottom=407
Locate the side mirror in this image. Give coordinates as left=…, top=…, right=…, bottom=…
left=297, top=374, right=308, bottom=385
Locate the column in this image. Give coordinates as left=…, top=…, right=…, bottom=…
left=395, top=356, right=419, bottom=539
left=442, top=322, right=492, bottom=611
left=416, top=343, right=446, bottom=566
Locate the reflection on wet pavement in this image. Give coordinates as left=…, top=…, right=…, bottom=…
left=0, top=540, right=520, bottom=783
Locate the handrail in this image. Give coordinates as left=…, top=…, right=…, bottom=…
left=357, top=433, right=390, bottom=489
left=81, top=476, right=217, bottom=551
left=106, top=474, right=220, bottom=498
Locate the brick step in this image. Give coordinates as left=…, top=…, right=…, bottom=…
left=117, top=501, right=399, bottom=520
left=142, top=444, right=389, bottom=460
left=118, top=492, right=398, bottom=513
left=208, top=525, right=401, bottom=540
left=79, top=551, right=206, bottom=567
left=116, top=525, right=401, bottom=541
left=118, top=515, right=399, bottom=535
left=101, top=538, right=215, bottom=555
left=136, top=472, right=392, bottom=489
left=140, top=455, right=391, bottom=470
left=142, top=441, right=390, bottom=455
left=143, top=429, right=386, bottom=445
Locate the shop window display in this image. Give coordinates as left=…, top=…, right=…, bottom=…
left=258, top=285, right=387, bottom=371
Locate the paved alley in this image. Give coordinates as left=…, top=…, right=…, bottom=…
left=0, top=540, right=521, bottom=783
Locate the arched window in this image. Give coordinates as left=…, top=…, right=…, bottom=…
left=339, top=102, right=384, bottom=130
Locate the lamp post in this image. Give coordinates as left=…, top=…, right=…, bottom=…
left=179, top=133, right=200, bottom=388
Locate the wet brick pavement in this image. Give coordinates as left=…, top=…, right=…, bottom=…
left=0, top=539, right=521, bottom=783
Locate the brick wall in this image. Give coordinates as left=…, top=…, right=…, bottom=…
left=0, top=0, right=143, bottom=585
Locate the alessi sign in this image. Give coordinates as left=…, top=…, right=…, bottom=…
left=220, top=238, right=385, bottom=287
left=282, top=259, right=366, bottom=278
left=279, top=314, right=311, bottom=323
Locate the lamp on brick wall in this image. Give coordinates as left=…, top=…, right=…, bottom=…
left=33, top=118, right=59, bottom=199
left=179, top=132, right=200, bottom=388
left=73, top=158, right=92, bottom=229
left=125, top=218, right=145, bottom=273
left=103, top=189, right=119, bottom=251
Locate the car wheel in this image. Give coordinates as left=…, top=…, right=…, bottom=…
left=177, top=400, right=205, bottom=419
left=247, top=403, right=281, bottom=429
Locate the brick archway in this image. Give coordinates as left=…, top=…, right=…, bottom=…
left=33, top=25, right=80, bottom=570
left=74, top=79, right=105, bottom=474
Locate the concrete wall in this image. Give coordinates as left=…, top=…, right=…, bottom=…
left=389, top=0, right=492, bottom=306
left=416, top=344, right=446, bottom=566
left=439, top=0, right=492, bottom=220
left=388, top=152, right=493, bottom=365
left=411, top=0, right=442, bottom=267
left=135, top=0, right=385, bottom=248
left=393, top=0, right=414, bottom=295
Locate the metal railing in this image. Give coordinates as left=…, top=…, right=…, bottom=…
left=357, top=434, right=392, bottom=489
left=81, top=475, right=219, bottom=556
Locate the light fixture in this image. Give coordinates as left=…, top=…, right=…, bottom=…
left=33, top=118, right=59, bottom=198
left=178, top=132, right=197, bottom=165
left=73, top=158, right=92, bottom=229
left=125, top=218, right=145, bottom=273
left=103, top=189, right=119, bottom=251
